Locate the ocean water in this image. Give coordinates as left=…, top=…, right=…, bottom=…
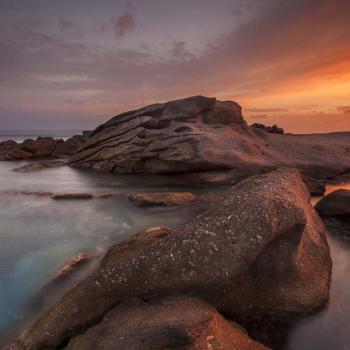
left=0, top=158, right=349, bottom=349
left=0, top=160, right=211, bottom=336
left=0, top=130, right=82, bottom=143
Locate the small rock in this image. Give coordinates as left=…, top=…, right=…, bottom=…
left=128, top=192, right=197, bottom=206
left=52, top=193, right=94, bottom=200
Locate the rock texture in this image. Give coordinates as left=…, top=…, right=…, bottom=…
left=5, top=168, right=332, bottom=350
left=315, top=189, right=350, bottom=237
left=0, top=135, right=84, bottom=161
left=128, top=192, right=197, bottom=206
left=66, top=296, right=269, bottom=350
left=69, top=95, right=350, bottom=181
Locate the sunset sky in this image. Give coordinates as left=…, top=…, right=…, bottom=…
left=0, top=0, right=349, bottom=133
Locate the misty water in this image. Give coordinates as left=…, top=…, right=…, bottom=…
left=0, top=160, right=350, bottom=349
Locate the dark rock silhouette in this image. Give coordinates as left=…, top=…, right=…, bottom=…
left=5, top=169, right=331, bottom=350
left=251, top=123, right=284, bottom=134
left=315, top=189, right=350, bottom=237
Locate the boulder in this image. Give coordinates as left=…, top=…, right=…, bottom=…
left=128, top=192, right=197, bottom=206
left=66, top=296, right=269, bottom=350
left=315, top=189, right=350, bottom=216
left=53, top=135, right=84, bottom=157
left=0, top=141, right=32, bottom=160
left=5, top=169, right=332, bottom=350
left=27, top=137, right=60, bottom=157
left=315, top=189, right=350, bottom=237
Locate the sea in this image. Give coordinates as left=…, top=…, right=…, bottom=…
left=0, top=132, right=350, bottom=349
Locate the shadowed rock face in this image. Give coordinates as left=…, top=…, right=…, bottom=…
left=66, top=296, right=269, bottom=350
left=5, top=168, right=331, bottom=350
left=315, top=189, right=350, bottom=238
left=69, top=95, right=350, bottom=180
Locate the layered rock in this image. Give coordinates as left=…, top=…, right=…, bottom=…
left=66, top=296, right=269, bottom=350
left=315, top=189, right=350, bottom=237
left=69, top=95, right=350, bottom=181
left=5, top=168, right=332, bottom=350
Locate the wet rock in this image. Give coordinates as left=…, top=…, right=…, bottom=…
left=315, top=189, right=350, bottom=216
left=128, top=192, right=197, bottom=206
left=51, top=193, right=94, bottom=200
left=29, top=253, right=94, bottom=310
left=66, top=296, right=269, bottom=350
left=5, top=168, right=332, bottom=350
left=12, top=160, right=66, bottom=173
left=315, top=189, right=350, bottom=238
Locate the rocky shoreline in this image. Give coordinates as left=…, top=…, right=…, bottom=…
left=3, top=168, right=332, bottom=349
left=2, top=95, right=350, bottom=349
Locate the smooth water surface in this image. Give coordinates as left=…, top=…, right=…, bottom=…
left=0, top=161, right=210, bottom=334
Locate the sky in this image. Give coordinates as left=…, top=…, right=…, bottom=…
left=0, top=0, right=349, bottom=133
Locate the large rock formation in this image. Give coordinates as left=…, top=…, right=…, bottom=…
left=5, top=168, right=332, bottom=350
left=69, top=95, right=350, bottom=181
left=66, top=296, right=269, bottom=350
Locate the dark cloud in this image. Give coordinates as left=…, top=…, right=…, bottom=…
left=113, top=12, right=135, bottom=38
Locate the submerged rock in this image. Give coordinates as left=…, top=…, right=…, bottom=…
left=51, top=193, right=94, bottom=200
left=128, top=192, right=197, bottom=206
left=5, top=168, right=332, bottom=350
left=66, top=296, right=269, bottom=350
left=12, top=160, right=67, bottom=173
left=69, top=95, right=350, bottom=181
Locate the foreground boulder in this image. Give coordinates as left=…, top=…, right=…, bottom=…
left=66, top=296, right=269, bottom=350
left=5, top=168, right=331, bottom=349
left=69, top=95, right=350, bottom=181
left=315, top=189, right=350, bottom=237
left=128, top=192, right=197, bottom=206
